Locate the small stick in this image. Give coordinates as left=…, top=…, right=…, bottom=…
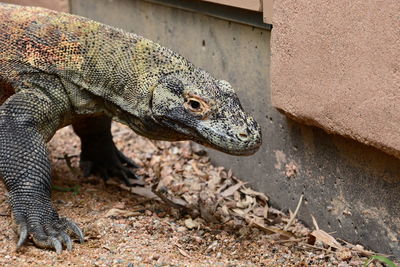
left=284, top=194, right=303, bottom=230
left=275, top=237, right=308, bottom=244
left=150, top=182, right=190, bottom=213
left=311, top=214, right=319, bottom=230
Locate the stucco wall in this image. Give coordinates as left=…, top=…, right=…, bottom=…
left=271, top=0, right=400, bottom=158
left=1, top=0, right=69, bottom=12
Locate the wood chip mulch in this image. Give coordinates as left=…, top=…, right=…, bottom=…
left=0, top=122, right=394, bottom=266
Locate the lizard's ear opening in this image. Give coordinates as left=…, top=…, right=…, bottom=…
left=150, top=74, right=186, bottom=115
left=150, top=78, right=184, bottom=118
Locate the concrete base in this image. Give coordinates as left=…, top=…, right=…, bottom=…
left=71, top=0, right=400, bottom=257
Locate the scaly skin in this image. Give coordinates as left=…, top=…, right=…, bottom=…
left=0, top=3, right=262, bottom=253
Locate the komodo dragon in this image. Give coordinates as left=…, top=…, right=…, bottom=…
left=0, top=3, right=262, bottom=253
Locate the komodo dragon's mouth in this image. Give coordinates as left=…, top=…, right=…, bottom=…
left=159, top=118, right=261, bottom=156
left=196, top=139, right=261, bottom=156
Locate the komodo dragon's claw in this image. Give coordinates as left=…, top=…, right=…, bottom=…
left=15, top=214, right=84, bottom=253
left=115, top=149, right=139, bottom=169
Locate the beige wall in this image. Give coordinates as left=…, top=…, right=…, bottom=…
left=1, top=0, right=69, bottom=12
left=271, top=1, right=400, bottom=157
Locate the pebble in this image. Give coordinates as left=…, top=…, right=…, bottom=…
left=177, top=226, right=187, bottom=232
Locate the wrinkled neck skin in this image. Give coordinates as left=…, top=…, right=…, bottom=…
left=105, top=99, right=188, bottom=142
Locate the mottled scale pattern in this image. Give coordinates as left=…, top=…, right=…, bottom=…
left=0, top=3, right=261, bottom=253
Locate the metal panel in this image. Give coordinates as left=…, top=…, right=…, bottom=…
left=201, top=0, right=262, bottom=11
left=144, top=0, right=272, bottom=30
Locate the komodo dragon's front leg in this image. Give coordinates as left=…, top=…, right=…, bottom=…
left=0, top=89, right=84, bottom=253
left=72, top=116, right=139, bottom=186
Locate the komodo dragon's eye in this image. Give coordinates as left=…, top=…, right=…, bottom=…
left=188, top=99, right=201, bottom=110
left=184, top=95, right=210, bottom=116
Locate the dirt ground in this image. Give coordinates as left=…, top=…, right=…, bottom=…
left=0, top=123, right=392, bottom=266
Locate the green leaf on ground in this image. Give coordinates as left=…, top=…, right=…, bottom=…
left=53, top=185, right=81, bottom=195
left=364, top=255, right=397, bottom=267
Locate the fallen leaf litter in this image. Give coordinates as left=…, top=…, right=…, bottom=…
left=0, top=122, right=394, bottom=266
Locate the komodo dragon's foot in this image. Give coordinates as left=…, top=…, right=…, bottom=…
left=14, top=204, right=84, bottom=253
left=73, top=116, right=141, bottom=186
left=80, top=142, right=141, bottom=187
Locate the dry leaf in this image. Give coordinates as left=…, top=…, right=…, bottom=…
left=170, top=183, right=185, bottom=192
left=104, top=208, right=140, bottom=218
left=221, top=205, right=230, bottom=216
left=263, top=205, right=269, bottom=219
left=184, top=218, right=200, bottom=229
left=206, top=241, right=218, bottom=253
left=336, top=248, right=352, bottom=261
left=200, top=204, right=219, bottom=223
left=310, top=229, right=343, bottom=250
left=192, top=161, right=205, bottom=177
left=190, top=182, right=202, bottom=191
left=182, top=194, right=199, bottom=206
left=159, top=175, right=174, bottom=187
left=129, top=187, right=160, bottom=199
left=236, top=195, right=254, bottom=209
left=251, top=221, right=294, bottom=238
left=171, top=197, right=188, bottom=207
left=177, top=247, right=190, bottom=258
left=240, top=187, right=269, bottom=202
left=220, top=182, right=245, bottom=198
left=268, top=207, right=285, bottom=216
left=231, top=208, right=247, bottom=216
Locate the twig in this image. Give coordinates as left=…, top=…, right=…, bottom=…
left=284, top=194, right=303, bottom=230
left=275, top=237, right=308, bottom=244
left=311, top=214, right=319, bottom=230
left=336, top=238, right=375, bottom=257
left=150, top=182, right=190, bottom=213
left=176, top=245, right=190, bottom=258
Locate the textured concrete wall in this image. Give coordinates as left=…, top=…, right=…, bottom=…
left=71, top=0, right=400, bottom=257
left=271, top=0, right=400, bottom=158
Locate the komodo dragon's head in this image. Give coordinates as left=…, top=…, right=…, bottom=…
left=109, top=39, right=261, bottom=155
left=147, top=69, right=262, bottom=156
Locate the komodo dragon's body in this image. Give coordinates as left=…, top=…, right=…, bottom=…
left=0, top=3, right=261, bottom=253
